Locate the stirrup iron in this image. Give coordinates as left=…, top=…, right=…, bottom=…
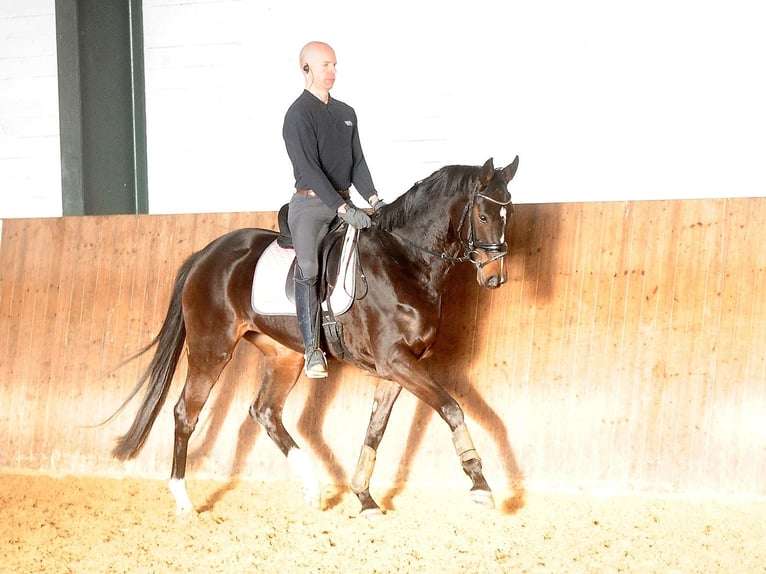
left=304, top=348, right=328, bottom=379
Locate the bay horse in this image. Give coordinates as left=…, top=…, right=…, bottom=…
left=111, top=156, right=519, bottom=516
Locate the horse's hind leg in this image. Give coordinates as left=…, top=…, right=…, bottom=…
left=169, top=350, right=233, bottom=515
left=350, top=379, right=402, bottom=516
left=246, top=335, right=320, bottom=507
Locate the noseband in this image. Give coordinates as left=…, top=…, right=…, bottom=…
left=379, top=177, right=513, bottom=272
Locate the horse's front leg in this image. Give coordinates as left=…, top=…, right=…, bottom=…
left=350, top=379, right=402, bottom=516
left=382, top=350, right=495, bottom=509
left=451, top=420, right=494, bottom=507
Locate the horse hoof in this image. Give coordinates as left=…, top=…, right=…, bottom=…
left=303, top=489, right=322, bottom=510
left=169, top=479, right=194, bottom=516
left=174, top=502, right=195, bottom=517
left=360, top=507, right=384, bottom=519
left=470, top=489, right=495, bottom=509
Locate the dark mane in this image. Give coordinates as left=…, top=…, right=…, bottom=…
left=376, top=165, right=479, bottom=231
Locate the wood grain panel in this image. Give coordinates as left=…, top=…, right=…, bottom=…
left=1, top=201, right=764, bottom=497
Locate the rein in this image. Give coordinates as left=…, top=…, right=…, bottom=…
left=376, top=179, right=512, bottom=271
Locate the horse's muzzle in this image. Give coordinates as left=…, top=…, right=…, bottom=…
left=469, top=247, right=508, bottom=289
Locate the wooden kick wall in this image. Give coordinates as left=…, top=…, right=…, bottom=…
left=1, top=199, right=765, bottom=498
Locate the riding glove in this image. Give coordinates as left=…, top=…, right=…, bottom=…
left=372, top=199, right=387, bottom=212
left=338, top=206, right=371, bottom=229
left=368, top=194, right=386, bottom=212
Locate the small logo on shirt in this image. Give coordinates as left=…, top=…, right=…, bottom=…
left=344, top=120, right=353, bottom=127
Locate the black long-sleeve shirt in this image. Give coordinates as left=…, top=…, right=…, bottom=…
left=283, top=90, right=377, bottom=211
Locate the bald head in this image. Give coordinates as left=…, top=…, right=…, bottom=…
left=299, top=41, right=337, bottom=98
left=299, top=41, right=335, bottom=68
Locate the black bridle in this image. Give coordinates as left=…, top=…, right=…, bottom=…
left=379, top=177, right=513, bottom=271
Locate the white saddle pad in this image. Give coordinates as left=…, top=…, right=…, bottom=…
left=251, top=226, right=358, bottom=316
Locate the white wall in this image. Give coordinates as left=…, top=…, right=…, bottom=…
left=0, top=0, right=61, bottom=218
left=2, top=0, right=765, bottom=218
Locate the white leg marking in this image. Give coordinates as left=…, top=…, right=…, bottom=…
left=471, top=489, right=496, bottom=509
left=168, top=478, right=194, bottom=516
left=360, top=507, right=385, bottom=519
left=287, top=448, right=321, bottom=509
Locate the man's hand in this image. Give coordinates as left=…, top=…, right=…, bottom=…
left=369, top=195, right=387, bottom=212
left=338, top=204, right=371, bottom=229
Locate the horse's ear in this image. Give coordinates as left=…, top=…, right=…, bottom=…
left=503, top=155, right=519, bottom=182
left=479, top=158, right=495, bottom=184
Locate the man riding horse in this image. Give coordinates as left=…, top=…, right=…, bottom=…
left=283, top=41, right=386, bottom=379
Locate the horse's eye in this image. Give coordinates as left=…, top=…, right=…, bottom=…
left=479, top=214, right=488, bottom=223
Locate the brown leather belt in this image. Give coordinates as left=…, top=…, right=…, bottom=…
left=295, top=188, right=350, bottom=201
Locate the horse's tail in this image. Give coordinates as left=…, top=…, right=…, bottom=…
left=111, top=252, right=198, bottom=461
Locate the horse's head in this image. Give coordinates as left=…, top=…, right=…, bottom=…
left=375, top=156, right=519, bottom=289
left=464, top=156, right=519, bottom=289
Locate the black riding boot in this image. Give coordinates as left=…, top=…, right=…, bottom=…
left=294, top=273, right=328, bottom=378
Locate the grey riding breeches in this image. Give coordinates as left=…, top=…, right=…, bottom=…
left=287, top=193, right=338, bottom=279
